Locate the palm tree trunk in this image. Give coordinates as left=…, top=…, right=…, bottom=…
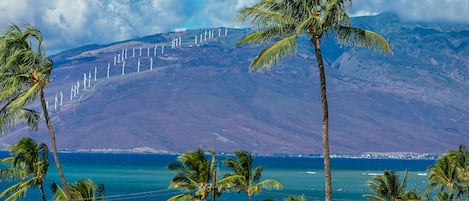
left=39, top=89, right=72, bottom=201
left=313, top=35, right=332, bottom=201
left=39, top=182, right=47, bottom=201
left=212, top=169, right=217, bottom=201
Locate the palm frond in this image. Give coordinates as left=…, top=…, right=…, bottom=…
left=237, top=6, right=286, bottom=28
left=51, top=182, right=66, bottom=201
left=250, top=34, right=297, bottom=72
left=236, top=0, right=296, bottom=27
left=254, top=179, right=283, bottom=191
left=0, top=177, right=34, bottom=201
left=217, top=175, right=244, bottom=189
left=322, top=0, right=352, bottom=27
left=334, top=26, right=392, bottom=54
left=167, top=193, right=193, bottom=201
left=253, top=166, right=263, bottom=182
left=362, top=194, right=386, bottom=201
left=0, top=105, right=40, bottom=135
left=237, top=26, right=291, bottom=46
left=0, top=168, right=28, bottom=180
left=169, top=176, right=198, bottom=190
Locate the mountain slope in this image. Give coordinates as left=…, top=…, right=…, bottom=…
left=0, top=13, right=468, bottom=154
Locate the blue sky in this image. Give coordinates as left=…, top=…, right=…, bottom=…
left=0, top=0, right=468, bottom=54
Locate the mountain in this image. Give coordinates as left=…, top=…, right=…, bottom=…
left=0, top=13, right=468, bottom=154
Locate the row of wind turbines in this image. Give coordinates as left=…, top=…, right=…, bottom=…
left=47, top=28, right=231, bottom=111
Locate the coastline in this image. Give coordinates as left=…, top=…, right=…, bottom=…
left=0, top=143, right=441, bottom=160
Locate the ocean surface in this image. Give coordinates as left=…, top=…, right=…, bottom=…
left=0, top=152, right=435, bottom=201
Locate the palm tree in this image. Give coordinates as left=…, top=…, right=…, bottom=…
left=0, top=24, right=72, bottom=200
left=0, top=137, right=49, bottom=201
left=363, top=170, right=420, bottom=201
left=236, top=1, right=391, bottom=200
left=448, top=145, right=469, bottom=199
left=223, top=151, right=283, bottom=201
left=167, top=148, right=241, bottom=201
left=284, top=195, right=306, bottom=201
left=426, top=155, right=460, bottom=200
left=426, top=151, right=469, bottom=201
left=51, top=179, right=105, bottom=201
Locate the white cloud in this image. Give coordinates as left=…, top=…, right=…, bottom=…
left=352, top=0, right=469, bottom=23
left=0, top=0, right=467, bottom=54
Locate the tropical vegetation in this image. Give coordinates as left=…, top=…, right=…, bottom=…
left=284, top=195, right=306, bottom=201
left=0, top=24, right=72, bottom=200
left=51, top=179, right=105, bottom=201
left=0, top=137, right=49, bottom=201
left=223, top=151, right=283, bottom=201
left=363, top=170, right=421, bottom=201
left=236, top=1, right=391, bottom=200
left=167, top=148, right=243, bottom=201
left=425, top=145, right=468, bottom=201
left=362, top=145, right=469, bottom=201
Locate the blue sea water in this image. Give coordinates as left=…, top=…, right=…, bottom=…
left=0, top=152, right=435, bottom=201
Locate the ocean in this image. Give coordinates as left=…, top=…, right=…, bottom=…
left=0, top=152, right=435, bottom=201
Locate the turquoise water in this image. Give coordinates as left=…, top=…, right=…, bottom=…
left=0, top=152, right=435, bottom=201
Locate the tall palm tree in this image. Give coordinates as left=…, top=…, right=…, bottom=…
left=363, top=170, right=420, bottom=201
left=236, top=1, right=391, bottom=200
left=0, top=137, right=49, bottom=201
left=51, top=179, right=105, bottom=201
left=223, top=151, right=283, bottom=201
left=167, top=148, right=241, bottom=201
left=0, top=24, right=72, bottom=201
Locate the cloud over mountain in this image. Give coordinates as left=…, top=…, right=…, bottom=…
left=0, top=0, right=467, bottom=53
left=352, top=0, right=469, bottom=23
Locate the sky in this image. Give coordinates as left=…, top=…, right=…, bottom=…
left=0, top=0, right=468, bottom=54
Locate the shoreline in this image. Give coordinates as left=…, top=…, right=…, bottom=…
left=0, top=144, right=441, bottom=160
left=59, top=149, right=440, bottom=160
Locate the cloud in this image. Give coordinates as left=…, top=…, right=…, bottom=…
left=0, top=0, right=202, bottom=53
left=351, top=0, right=469, bottom=23
left=0, top=0, right=467, bottom=54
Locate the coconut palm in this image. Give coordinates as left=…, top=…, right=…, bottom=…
left=426, top=155, right=461, bottom=200
left=167, top=148, right=241, bottom=201
left=51, top=179, right=105, bottom=201
left=167, top=148, right=216, bottom=201
left=223, top=151, right=283, bottom=201
left=0, top=137, right=49, bottom=201
left=363, top=170, right=420, bottom=201
left=236, top=1, right=391, bottom=200
left=284, top=195, right=306, bottom=201
left=0, top=24, right=71, bottom=200
left=426, top=149, right=469, bottom=201
left=448, top=145, right=469, bottom=199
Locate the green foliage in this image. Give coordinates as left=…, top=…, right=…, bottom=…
left=223, top=151, right=283, bottom=201
left=237, top=1, right=391, bottom=201
left=51, top=179, right=105, bottom=201
left=236, top=0, right=391, bottom=72
left=363, top=170, right=421, bottom=201
left=0, top=137, right=49, bottom=201
left=361, top=145, right=469, bottom=201
left=167, top=148, right=242, bottom=201
left=0, top=23, right=71, bottom=200
left=425, top=145, right=469, bottom=200
left=0, top=24, right=48, bottom=134
left=284, top=194, right=306, bottom=201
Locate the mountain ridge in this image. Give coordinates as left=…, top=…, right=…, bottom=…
left=0, top=13, right=467, bottom=154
